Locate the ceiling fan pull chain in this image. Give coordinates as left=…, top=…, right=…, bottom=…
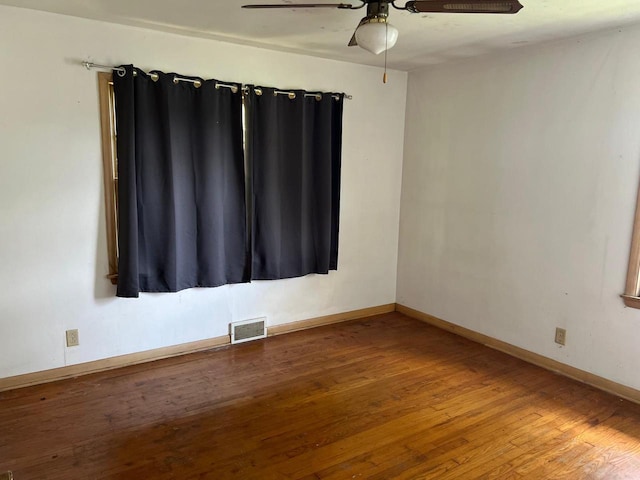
left=383, top=21, right=388, bottom=84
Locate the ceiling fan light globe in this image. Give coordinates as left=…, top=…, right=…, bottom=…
left=355, top=21, right=398, bottom=55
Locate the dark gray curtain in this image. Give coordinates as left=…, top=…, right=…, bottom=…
left=113, top=65, right=249, bottom=298
left=245, top=87, right=343, bottom=280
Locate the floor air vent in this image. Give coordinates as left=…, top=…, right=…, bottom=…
left=230, top=317, right=267, bottom=344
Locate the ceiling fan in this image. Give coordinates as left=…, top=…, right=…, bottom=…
left=242, top=0, right=524, bottom=55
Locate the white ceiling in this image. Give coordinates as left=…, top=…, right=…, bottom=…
left=4, top=0, right=640, bottom=71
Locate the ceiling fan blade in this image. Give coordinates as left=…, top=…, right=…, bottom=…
left=405, top=0, right=523, bottom=14
left=242, top=3, right=353, bottom=8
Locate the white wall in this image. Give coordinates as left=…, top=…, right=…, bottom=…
left=398, top=25, right=640, bottom=390
left=0, top=5, right=407, bottom=379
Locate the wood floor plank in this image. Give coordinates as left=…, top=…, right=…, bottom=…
left=1, top=312, right=640, bottom=479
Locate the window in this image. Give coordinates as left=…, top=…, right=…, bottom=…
left=98, top=72, right=118, bottom=285
left=97, top=67, right=344, bottom=295
left=622, top=182, right=640, bottom=308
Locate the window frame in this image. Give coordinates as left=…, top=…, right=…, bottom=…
left=622, top=179, right=640, bottom=308
left=98, top=72, right=118, bottom=285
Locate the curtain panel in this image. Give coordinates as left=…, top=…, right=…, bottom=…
left=245, top=87, right=344, bottom=280
left=113, top=66, right=249, bottom=298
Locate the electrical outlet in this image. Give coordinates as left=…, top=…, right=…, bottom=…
left=555, top=327, right=566, bottom=346
left=66, top=329, right=79, bottom=347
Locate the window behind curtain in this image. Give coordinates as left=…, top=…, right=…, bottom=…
left=98, top=72, right=119, bottom=285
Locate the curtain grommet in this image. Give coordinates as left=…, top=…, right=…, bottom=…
left=216, top=83, right=239, bottom=93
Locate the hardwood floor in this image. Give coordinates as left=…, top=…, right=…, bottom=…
left=2, top=312, right=640, bottom=479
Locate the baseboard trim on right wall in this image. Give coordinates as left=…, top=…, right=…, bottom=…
left=396, top=303, right=640, bottom=405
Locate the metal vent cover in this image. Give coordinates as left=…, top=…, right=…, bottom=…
left=230, top=317, right=267, bottom=344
